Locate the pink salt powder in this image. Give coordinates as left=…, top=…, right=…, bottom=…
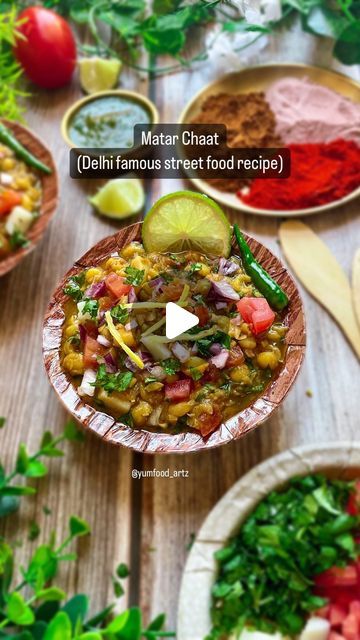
left=266, top=77, right=360, bottom=145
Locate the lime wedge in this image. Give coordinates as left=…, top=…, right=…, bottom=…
left=89, top=178, right=145, bottom=219
left=142, top=191, right=231, bottom=256
left=79, top=57, right=122, bottom=94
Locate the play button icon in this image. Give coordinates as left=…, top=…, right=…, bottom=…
left=166, top=303, right=199, bottom=340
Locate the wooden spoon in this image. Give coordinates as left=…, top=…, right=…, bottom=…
left=352, top=248, right=360, bottom=329
left=279, top=220, right=360, bottom=360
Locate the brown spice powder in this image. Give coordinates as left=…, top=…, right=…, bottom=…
left=190, top=91, right=282, bottom=192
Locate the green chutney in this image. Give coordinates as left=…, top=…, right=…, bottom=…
left=69, top=96, right=151, bottom=148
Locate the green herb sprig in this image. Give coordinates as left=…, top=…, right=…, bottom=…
left=93, top=364, right=133, bottom=394
left=0, top=418, right=84, bottom=519
left=0, top=417, right=175, bottom=639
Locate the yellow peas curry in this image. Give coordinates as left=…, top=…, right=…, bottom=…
left=61, top=241, right=287, bottom=436
left=0, top=144, right=42, bottom=258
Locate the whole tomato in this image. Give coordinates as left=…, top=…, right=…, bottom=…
left=14, top=7, right=76, bottom=89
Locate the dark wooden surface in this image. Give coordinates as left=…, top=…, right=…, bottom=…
left=0, top=48, right=359, bottom=631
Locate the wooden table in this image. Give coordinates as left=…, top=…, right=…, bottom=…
left=0, top=32, right=359, bottom=632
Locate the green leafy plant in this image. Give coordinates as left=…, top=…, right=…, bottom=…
left=0, top=5, right=29, bottom=120
left=0, top=417, right=175, bottom=638
left=36, top=0, right=220, bottom=74
left=0, top=418, right=84, bottom=519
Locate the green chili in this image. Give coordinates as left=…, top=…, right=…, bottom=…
left=233, top=223, right=289, bottom=311
left=0, top=123, right=52, bottom=175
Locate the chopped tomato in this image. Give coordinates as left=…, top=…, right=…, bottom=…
left=83, top=321, right=98, bottom=339
left=83, top=336, right=102, bottom=369
left=165, top=379, right=191, bottom=402
left=342, top=614, right=359, bottom=640
left=316, top=605, right=330, bottom=619
left=329, top=633, right=346, bottom=640
left=105, top=273, right=131, bottom=299
left=194, top=305, right=209, bottom=327
left=236, top=297, right=275, bottom=335
left=350, top=603, right=360, bottom=617
left=198, top=408, right=222, bottom=437
left=99, top=296, right=115, bottom=312
left=330, top=604, right=348, bottom=627
left=0, top=190, right=22, bottom=217
left=315, top=565, right=358, bottom=590
left=226, top=345, right=245, bottom=368
left=347, top=481, right=360, bottom=516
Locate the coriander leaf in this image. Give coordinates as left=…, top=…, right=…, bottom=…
left=9, top=229, right=29, bottom=250
left=63, top=274, right=84, bottom=302
left=189, top=262, right=202, bottom=274
left=334, top=22, right=360, bottom=64
left=0, top=417, right=5, bottom=428
left=119, top=412, right=133, bottom=427
left=124, top=266, right=144, bottom=286
left=82, top=299, right=99, bottom=319
left=111, top=304, right=130, bottom=324
left=197, top=330, right=230, bottom=356
left=189, top=367, right=203, bottom=381
left=93, top=365, right=133, bottom=394
left=161, top=358, right=181, bottom=375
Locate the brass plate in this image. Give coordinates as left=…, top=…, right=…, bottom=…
left=179, top=63, right=360, bottom=217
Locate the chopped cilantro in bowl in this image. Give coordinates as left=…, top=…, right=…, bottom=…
left=208, top=474, right=360, bottom=639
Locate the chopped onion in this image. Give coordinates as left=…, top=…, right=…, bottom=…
left=191, top=343, right=198, bottom=355
left=210, top=349, right=229, bottom=369
left=125, top=319, right=138, bottom=331
left=149, top=276, right=164, bottom=293
left=78, top=369, right=97, bottom=397
left=0, top=172, right=12, bottom=186
left=209, top=343, right=222, bottom=355
left=171, top=342, right=190, bottom=363
left=128, top=287, right=137, bottom=303
left=124, top=356, right=139, bottom=372
left=104, top=352, right=117, bottom=373
left=211, top=280, right=239, bottom=301
left=146, top=365, right=166, bottom=380
left=97, top=335, right=111, bottom=347
left=84, top=280, right=107, bottom=298
left=230, top=315, right=241, bottom=326
left=215, top=301, right=227, bottom=310
left=218, top=257, right=239, bottom=276
left=148, top=405, right=163, bottom=426
left=140, top=350, right=153, bottom=364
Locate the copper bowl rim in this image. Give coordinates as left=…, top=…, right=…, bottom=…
left=43, top=221, right=306, bottom=454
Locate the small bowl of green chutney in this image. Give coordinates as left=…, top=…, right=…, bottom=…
left=61, top=90, right=159, bottom=152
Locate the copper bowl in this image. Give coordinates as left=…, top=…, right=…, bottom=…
left=0, top=119, right=58, bottom=277
left=43, top=222, right=306, bottom=454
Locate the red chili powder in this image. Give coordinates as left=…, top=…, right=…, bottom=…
left=239, top=139, right=360, bottom=210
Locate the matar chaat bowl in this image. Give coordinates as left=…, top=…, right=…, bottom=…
left=0, top=119, right=58, bottom=277
left=43, top=221, right=305, bottom=454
